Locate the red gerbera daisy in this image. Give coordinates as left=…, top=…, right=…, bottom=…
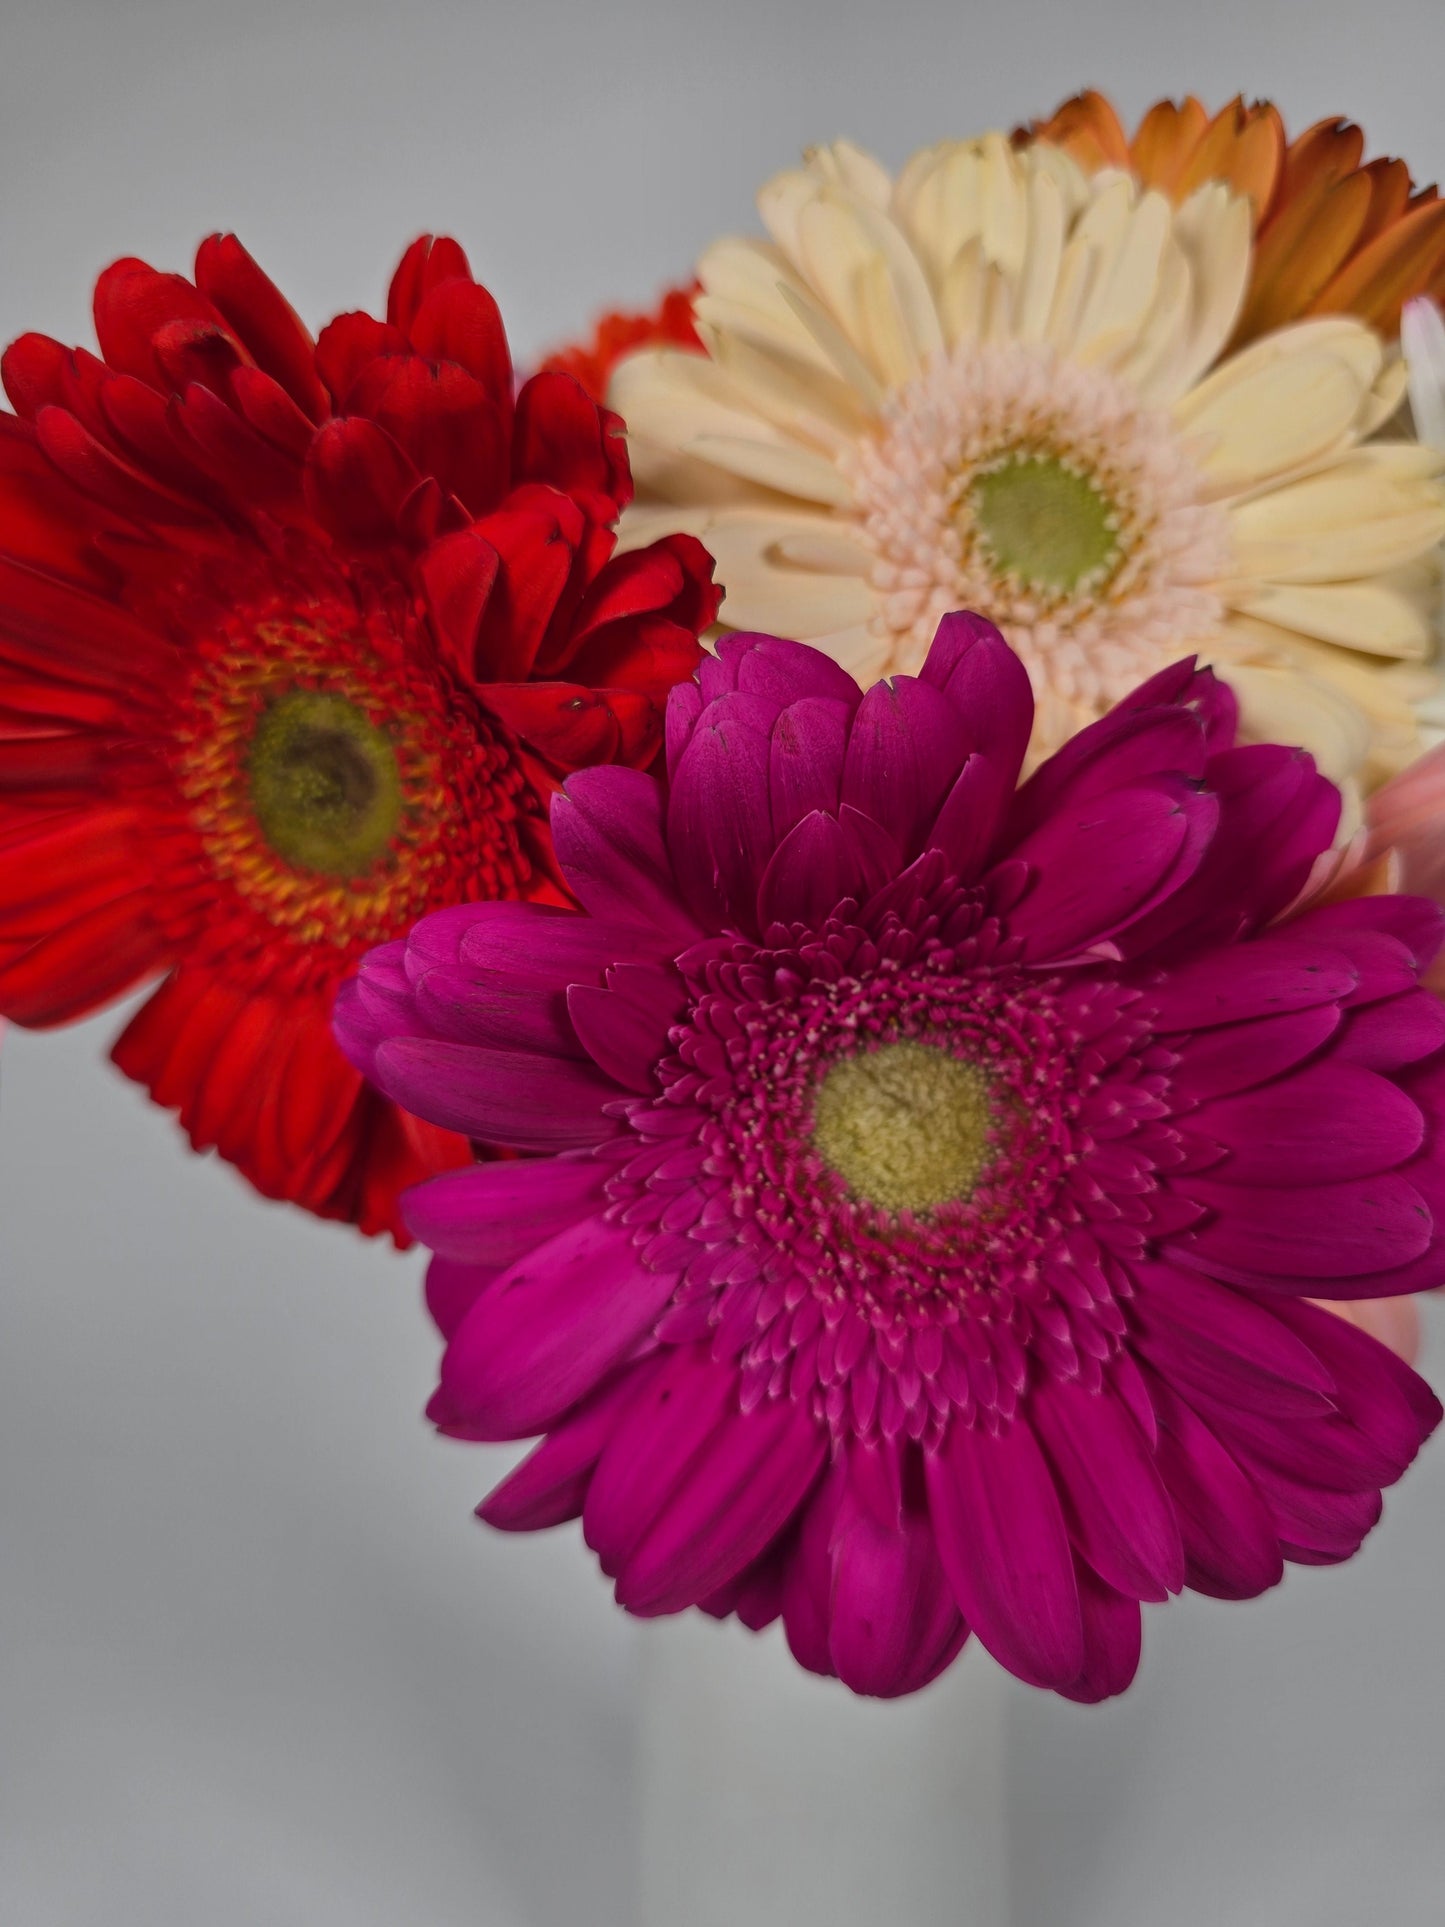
left=0, top=233, right=718, bottom=1237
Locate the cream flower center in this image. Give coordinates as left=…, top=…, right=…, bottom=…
left=843, top=341, right=1231, bottom=750
left=811, top=1040, right=996, bottom=1214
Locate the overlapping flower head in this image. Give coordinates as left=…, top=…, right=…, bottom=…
left=339, top=611, right=1445, bottom=1701
left=606, top=108, right=1445, bottom=799
left=0, top=233, right=717, bottom=1235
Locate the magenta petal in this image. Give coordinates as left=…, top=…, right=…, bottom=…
left=567, top=963, right=683, bottom=1092
left=1334, top=991, right=1445, bottom=1071
left=1191, top=1062, right=1425, bottom=1185
left=826, top=1447, right=969, bottom=1697
left=665, top=677, right=704, bottom=780
left=1145, top=937, right=1357, bottom=1031
left=1171, top=1005, right=1342, bottom=1101
left=724, top=631, right=862, bottom=709
left=1008, top=703, right=1210, bottom=844
left=1003, top=779, right=1214, bottom=961
left=667, top=702, right=777, bottom=932
left=1131, top=1263, right=1335, bottom=1403
left=1118, top=658, right=1237, bottom=750
left=1030, top=1378, right=1184, bottom=1603
left=1267, top=1297, right=1442, bottom=1474
left=413, top=964, right=581, bottom=1057
left=1142, top=1369, right=1284, bottom=1600
left=455, top=900, right=644, bottom=990
left=441, top=1215, right=677, bottom=1438
left=1056, top=1566, right=1142, bottom=1704
left=768, top=696, right=853, bottom=840
left=478, top=1360, right=659, bottom=1531
left=1176, top=1172, right=1431, bottom=1282
left=586, top=1350, right=827, bottom=1615
left=425, top=1255, right=500, bottom=1342
left=1290, top=892, right=1445, bottom=978
left=925, top=1417, right=1084, bottom=1690
left=551, top=767, right=701, bottom=945
left=842, top=675, right=969, bottom=859
left=757, top=810, right=861, bottom=930
left=373, top=1036, right=619, bottom=1147
left=917, top=611, right=1033, bottom=785
left=926, top=751, right=1009, bottom=881
left=403, top=1153, right=608, bottom=1266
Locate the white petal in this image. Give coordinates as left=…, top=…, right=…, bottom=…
left=1404, top=297, right=1445, bottom=450
left=1226, top=449, right=1445, bottom=583
left=1072, top=189, right=1174, bottom=370
left=708, top=515, right=876, bottom=635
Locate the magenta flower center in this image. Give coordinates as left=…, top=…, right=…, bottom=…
left=602, top=869, right=1162, bottom=1442
left=811, top=1041, right=996, bottom=1213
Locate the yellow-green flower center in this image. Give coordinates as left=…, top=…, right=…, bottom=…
left=811, top=1041, right=996, bottom=1214
left=969, top=452, right=1121, bottom=595
left=248, top=690, right=402, bottom=877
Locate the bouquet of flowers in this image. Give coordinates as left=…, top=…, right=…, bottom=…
left=6, top=90, right=1445, bottom=1704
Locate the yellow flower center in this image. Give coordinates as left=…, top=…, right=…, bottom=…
left=969, top=452, right=1122, bottom=596
left=249, top=690, right=402, bottom=877
left=811, top=1040, right=996, bottom=1214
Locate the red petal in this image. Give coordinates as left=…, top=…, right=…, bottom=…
left=194, top=232, right=330, bottom=422
left=303, top=415, right=420, bottom=545
left=409, top=276, right=513, bottom=397
left=387, top=235, right=473, bottom=333
left=313, top=311, right=408, bottom=409
left=471, top=495, right=588, bottom=683
left=91, top=257, right=236, bottom=391
left=0, top=887, right=164, bottom=1024
left=480, top=681, right=623, bottom=769
left=347, top=353, right=510, bottom=514
left=512, top=371, right=631, bottom=520
left=418, top=527, right=501, bottom=680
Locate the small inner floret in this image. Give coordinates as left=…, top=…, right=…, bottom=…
left=811, top=1039, right=997, bottom=1214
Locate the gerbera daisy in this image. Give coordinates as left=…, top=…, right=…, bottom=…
left=0, top=233, right=717, bottom=1236
left=339, top=612, right=1445, bottom=1701
left=539, top=282, right=702, bottom=405
left=1025, top=93, right=1445, bottom=345
left=610, top=135, right=1445, bottom=794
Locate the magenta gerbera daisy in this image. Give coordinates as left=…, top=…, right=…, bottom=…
left=337, top=612, right=1445, bottom=1701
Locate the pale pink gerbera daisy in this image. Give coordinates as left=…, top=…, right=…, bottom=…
left=338, top=613, right=1445, bottom=1701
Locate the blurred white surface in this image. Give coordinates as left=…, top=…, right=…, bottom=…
left=3, top=2, right=1445, bottom=1921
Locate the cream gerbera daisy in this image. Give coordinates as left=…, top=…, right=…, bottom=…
left=613, top=136, right=1445, bottom=789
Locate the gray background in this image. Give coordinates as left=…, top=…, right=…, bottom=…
left=3, top=1, right=1445, bottom=1921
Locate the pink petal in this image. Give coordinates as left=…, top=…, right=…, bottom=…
left=667, top=700, right=777, bottom=932
left=1055, top=1565, right=1141, bottom=1704
left=478, top=1360, right=660, bottom=1531
left=1143, top=1368, right=1284, bottom=1600
left=1190, top=1062, right=1425, bottom=1185
left=567, top=963, right=683, bottom=1091
left=768, top=696, right=853, bottom=840
left=917, top=611, right=1034, bottom=787
left=842, top=674, right=969, bottom=860
left=1175, top=1172, right=1432, bottom=1283
left=1170, top=1005, right=1342, bottom=1101
left=1144, top=937, right=1357, bottom=1031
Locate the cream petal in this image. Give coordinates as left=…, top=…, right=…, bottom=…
left=821, top=139, right=893, bottom=208
left=756, top=166, right=819, bottom=273
left=1072, top=189, right=1175, bottom=370
left=1114, top=243, right=1193, bottom=403
left=894, top=142, right=984, bottom=284
left=1046, top=174, right=1136, bottom=356
left=707, top=513, right=875, bottom=635
left=1226, top=451, right=1445, bottom=583
left=937, top=236, right=989, bottom=347
left=1164, top=184, right=1252, bottom=400
left=695, top=237, right=835, bottom=369
left=978, top=132, right=1030, bottom=280
left=795, top=190, right=941, bottom=384
left=613, top=498, right=718, bottom=552
left=685, top=433, right=854, bottom=508
left=610, top=348, right=793, bottom=451
left=1013, top=166, right=1067, bottom=343
left=1228, top=579, right=1437, bottom=660
left=777, top=280, right=887, bottom=409
left=1223, top=660, right=1373, bottom=786
left=1358, top=357, right=1410, bottom=439
left=1174, top=324, right=1386, bottom=495
left=699, top=319, right=868, bottom=448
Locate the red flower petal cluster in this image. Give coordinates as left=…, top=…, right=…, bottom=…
left=538, top=282, right=702, bottom=404
left=0, top=234, right=718, bottom=1236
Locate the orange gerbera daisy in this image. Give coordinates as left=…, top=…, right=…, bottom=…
left=538, top=282, right=702, bottom=404
left=1024, top=92, right=1445, bottom=346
